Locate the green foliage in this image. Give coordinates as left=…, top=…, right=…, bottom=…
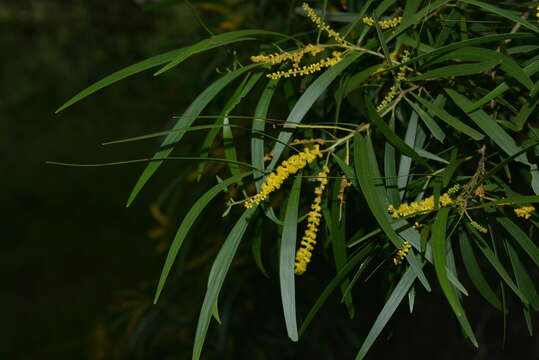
left=59, top=0, right=539, bottom=358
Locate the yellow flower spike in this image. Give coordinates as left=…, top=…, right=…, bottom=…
left=294, top=166, right=330, bottom=275
left=302, top=3, right=346, bottom=45
left=514, top=206, right=535, bottom=220
left=376, top=50, right=411, bottom=111
left=470, top=220, right=488, bottom=234
left=250, top=44, right=323, bottom=66
left=362, top=16, right=402, bottom=30
left=267, top=52, right=343, bottom=80
left=387, top=192, right=454, bottom=218
left=244, top=146, right=323, bottom=208
left=393, top=241, right=412, bottom=265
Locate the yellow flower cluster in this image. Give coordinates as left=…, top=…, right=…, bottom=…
left=470, top=220, right=488, bottom=234
left=302, top=3, right=345, bottom=45
left=267, top=51, right=343, bottom=80
left=362, top=16, right=403, bottom=30
left=294, top=166, right=329, bottom=275
left=393, top=241, right=412, bottom=265
left=387, top=193, right=453, bottom=218
left=250, top=44, right=323, bottom=66
left=244, top=145, right=323, bottom=208
left=514, top=206, right=535, bottom=220
left=447, top=184, right=461, bottom=196
left=536, top=6, right=539, bottom=18
left=376, top=50, right=411, bottom=111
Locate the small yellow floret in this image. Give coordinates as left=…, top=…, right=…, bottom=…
left=294, top=166, right=330, bottom=275
left=267, top=52, right=343, bottom=79
left=302, top=3, right=346, bottom=44
left=244, top=146, right=323, bottom=208
left=514, top=206, right=535, bottom=220
left=387, top=193, right=453, bottom=218
left=393, top=241, right=412, bottom=265
left=362, top=16, right=402, bottom=29
left=376, top=50, right=411, bottom=111
left=470, top=220, right=488, bottom=234
left=250, top=44, right=323, bottom=66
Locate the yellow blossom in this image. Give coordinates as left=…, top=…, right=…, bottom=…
left=250, top=44, right=323, bottom=66
left=393, top=241, right=412, bottom=265
left=362, top=16, right=403, bottom=30
left=470, top=220, right=488, bottom=234
left=387, top=193, right=453, bottom=218
left=514, top=206, right=535, bottom=220
left=302, top=3, right=346, bottom=44
left=376, top=50, right=411, bottom=111
left=267, top=52, right=343, bottom=80
left=244, top=145, right=323, bottom=208
left=294, top=166, right=330, bottom=275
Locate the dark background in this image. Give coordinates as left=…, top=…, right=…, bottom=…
left=2, top=0, right=538, bottom=359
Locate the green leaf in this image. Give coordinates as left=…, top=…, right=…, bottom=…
left=405, top=98, right=446, bottom=143
left=154, top=30, right=288, bottom=75
left=153, top=171, right=253, bottom=303
left=459, top=231, right=502, bottom=310
left=497, top=218, right=539, bottom=269
left=464, top=61, right=539, bottom=114
left=354, top=134, right=431, bottom=291
left=126, top=63, right=259, bottom=207
left=300, top=243, right=374, bottom=335
left=387, top=0, right=452, bottom=41
left=427, top=47, right=533, bottom=91
left=472, top=196, right=539, bottom=209
left=466, top=224, right=529, bottom=305
left=459, top=0, right=539, bottom=34
left=432, top=208, right=478, bottom=346
left=365, top=93, right=432, bottom=171
left=252, top=80, right=278, bottom=190
left=355, top=265, right=420, bottom=360
left=193, top=207, right=256, bottom=360
left=251, top=219, right=269, bottom=278
left=445, top=89, right=528, bottom=166
left=222, top=73, right=263, bottom=176
left=505, top=242, right=539, bottom=311
left=267, top=52, right=362, bottom=171
left=280, top=175, right=302, bottom=341
left=411, top=93, right=484, bottom=140
left=409, top=60, right=499, bottom=82
left=384, top=116, right=400, bottom=206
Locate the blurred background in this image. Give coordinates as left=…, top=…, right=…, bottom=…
left=2, top=0, right=538, bottom=359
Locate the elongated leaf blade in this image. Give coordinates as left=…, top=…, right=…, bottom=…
left=280, top=175, right=302, bottom=341
left=193, top=208, right=256, bottom=360
left=154, top=171, right=253, bottom=303
left=127, top=64, right=259, bottom=206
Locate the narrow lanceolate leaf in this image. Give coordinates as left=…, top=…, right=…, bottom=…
left=497, top=218, right=539, bottom=268
left=355, top=265, right=420, bottom=360
left=506, top=242, right=539, bottom=311
left=411, top=93, right=484, bottom=141
left=252, top=80, right=278, bottom=190
left=55, top=30, right=281, bottom=113
left=267, top=52, right=362, bottom=171
left=388, top=0, right=451, bottom=41
left=432, top=208, right=478, bottom=346
left=222, top=73, right=263, bottom=176
left=127, top=64, right=259, bottom=207
left=153, top=29, right=289, bottom=75
left=365, top=93, right=432, bottom=171
left=300, top=243, right=374, bottom=335
left=445, top=89, right=531, bottom=167
left=459, top=0, right=539, bottom=35
left=354, top=134, right=431, bottom=291
left=280, top=175, right=302, bottom=342
left=405, top=98, right=446, bottom=143
left=459, top=232, right=502, bottom=310
left=193, top=208, right=257, bottom=360
left=154, top=171, right=253, bottom=303
left=409, top=60, right=499, bottom=82
left=467, top=225, right=529, bottom=305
